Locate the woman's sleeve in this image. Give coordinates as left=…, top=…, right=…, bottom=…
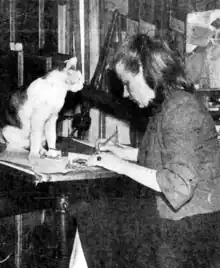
left=156, top=99, right=204, bottom=211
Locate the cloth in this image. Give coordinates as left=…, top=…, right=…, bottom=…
left=69, top=178, right=220, bottom=268
left=156, top=211, right=220, bottom=268
left=138, top=90, right=220, bottom=220
left=69, top=91, right=220, bottom=268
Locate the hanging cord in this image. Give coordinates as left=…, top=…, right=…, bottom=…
left=0, top=252, right=12, bottom=263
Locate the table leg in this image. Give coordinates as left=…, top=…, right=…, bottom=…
left=14, top=214, right=22, bottom=268
left=55, top=194, right=77, bottom=268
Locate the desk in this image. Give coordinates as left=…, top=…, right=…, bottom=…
left=0, top=138, right=119, bottom=268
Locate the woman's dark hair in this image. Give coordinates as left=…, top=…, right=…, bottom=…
left=111, top=33, right=195, bottom=102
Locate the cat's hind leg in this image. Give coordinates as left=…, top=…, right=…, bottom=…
left=39, top=133, right=47, bottom=156
left=2, top=125, right=30, bottom=152
left=29, top=109, right=47, bottom=158
left=44, top=114, right=61, bottom=158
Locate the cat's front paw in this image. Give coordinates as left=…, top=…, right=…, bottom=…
left=39, top=147, right=47, bottom=157
left=46, top=148, right=62, bottom=159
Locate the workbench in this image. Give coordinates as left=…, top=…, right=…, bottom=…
left=0, top=137, right=119, bottom=268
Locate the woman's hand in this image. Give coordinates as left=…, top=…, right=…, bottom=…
left=95, top=138, right=116, bottom=152
left=95, top=139, right=138, bottom=162
left=87, top=152, right=127, bottom=174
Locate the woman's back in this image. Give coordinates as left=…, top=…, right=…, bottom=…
left=138, top=90, right=220, bottom=220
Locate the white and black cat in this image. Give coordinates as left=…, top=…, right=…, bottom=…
left=1, top=56, right=84, bottom=163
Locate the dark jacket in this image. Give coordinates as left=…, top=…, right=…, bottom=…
left=138, top=91, right=220, bottom=220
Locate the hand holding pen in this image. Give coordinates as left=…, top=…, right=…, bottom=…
left=95, top=126, right=119, bottom=153
left=87, top=126, right=123, bottom=172
left=87, top=126, right=136, bottom=171
left=87, top=129, right=126, bottom=174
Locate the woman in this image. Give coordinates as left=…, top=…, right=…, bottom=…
left=85, top=34, right=220, bottom=267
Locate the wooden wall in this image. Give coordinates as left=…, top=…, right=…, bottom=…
left=0, top=0, right=220, bottom=144
left=88, top=0, right=168, bottom=144
left=0, top=0, right=10, bottom=51
left=89, top=0, right=220, bottom=144
left=0, top=0, right=80, bottom=55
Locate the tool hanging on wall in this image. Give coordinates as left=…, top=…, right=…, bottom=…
left=90, top=9, right=120, bottom=90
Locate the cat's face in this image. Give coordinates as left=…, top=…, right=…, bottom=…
left=64, top=57, right=84, bottom=92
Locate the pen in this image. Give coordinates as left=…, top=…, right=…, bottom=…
left=102, top=126, right=118, bottom=146
left=96, top=126, right=118, bottom=153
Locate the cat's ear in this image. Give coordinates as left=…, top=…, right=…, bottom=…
left=65, top=57, right=77, bottom=70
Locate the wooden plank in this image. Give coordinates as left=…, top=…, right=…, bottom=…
left=57, top=0, right=71, bottom=54
left=68, top=0, right=74, bottom=56
left=89, top=0, right=100, bottom=80
left=99, top=0, right=106, bottom=139
left=44, top=0, right=58, bottom=53
left=58, top=4, right=66, bottom=53
left=38, top=0, right=45, bottom=49
left=72, top=0, right=81, bottom=68
left=154, top=0, right=171, bottom=37
left=128, top=0, right=140, bottom=21
left=79, top=0, right=85, bottom=79
left=17, top=50, right=24, bottom=87
left=15, top=214, right=23, bottom=268
left=170, top=0, right=186, bottom=56
left=99, top=0, right=105, bottom=46
left=87, top=0, right=101, bottom=143
left=9, top=0, right=16, bottom=42
left=0, top=1, right=10, bottom=50
left=10, top=42, right=24, bottom=87
left=84, top=0, right=90, bottom=82
left=16, top=1, right=39, bottom=53
left=65, top=0, right=71, bottom=54
left=140, top=0, right=155, bottom=24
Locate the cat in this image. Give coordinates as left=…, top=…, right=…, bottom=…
left=1, top=56, right=84, bottom=164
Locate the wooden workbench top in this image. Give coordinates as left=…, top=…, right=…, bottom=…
left=0, top=137, right=118, bottom=185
